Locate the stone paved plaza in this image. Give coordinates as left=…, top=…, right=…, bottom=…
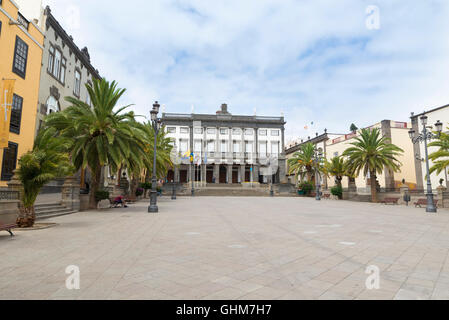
left=1, top=196, right=449, bottom=300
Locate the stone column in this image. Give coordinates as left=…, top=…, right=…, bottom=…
left=227, top=165, right=233, bottom=184
left=381, top=120, right=396, bottom=190
left=201, top=164, right=207, bottom=187
left=240, top=165, right=246, bottom=183
left=213, top=164, right=220, bottom=184
left=61, top=175, right=81, bottom=211
left=278, top=156, right=287, bottom=184
left=253, top=165, right=259, bottom=184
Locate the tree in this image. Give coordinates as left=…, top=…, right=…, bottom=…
left=343, top=128, right=403, bottom=203
left=350, top=124, right=358, bottom=133
left=45, top=78, right=140, bottom=209
left=16, top=127, right=73, bottom=227
left=324, top=156, right=347, bottom=189
left=288, top=142, right=322, bottom=182
left=428, top=131, right=449, bottom=176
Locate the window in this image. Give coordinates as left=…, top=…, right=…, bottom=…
left=233, top=141, right=240, bottom=153
left=167, top=127, right=176, bottom=133
left=48, top=46, right=55, bottom=73
left=180, top=140, right=188, bottom=152
left=46, top=96, right=59, bottom=114
left=244, top=129, right=253, bottom=136
left=60, top=58, right=66, bottom=83
left=245, top=142, right=253, bottom=153
left=207, top=128, right=216, bottom=134
left=221, top=140, right=228, bottom=153
left=271, top=142, right=280, bottom=155
left=232, top=128, right=241, bottom=135
left=259, top=130, right=267, bottom=136
left=207, top=141, right=215, bottom=152
left=74, top=70, right=81, bottom=97
left=180, top=127, right=189, bottom=134
left=10, top=94, right=23, bottom=134
left=220, top=128, right=228, bottom=135
left=12, top=36, right=28, bottom=78
left=259, top=142, right=267, bottom=156
left=53, top=49, right=61, bottom=79
left=194, top=128, right=203, bottom=134
left=271, top=130, right=280, bottom=136
left=1, top=142, right=18, bottom=181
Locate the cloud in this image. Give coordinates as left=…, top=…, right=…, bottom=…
left=42, top=0, right=449, bottom=141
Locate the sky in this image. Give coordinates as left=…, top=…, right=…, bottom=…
left=40, top=0, right=449, bottom=142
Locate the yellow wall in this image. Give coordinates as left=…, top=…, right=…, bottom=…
left=0, top=0, right=44, bottom=186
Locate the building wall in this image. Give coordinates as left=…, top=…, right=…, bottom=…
left=13, top=0, right=43, bottom=26
left=0, top=0, right=44, bottom=186
left=35, top=8, right=99, bottom=135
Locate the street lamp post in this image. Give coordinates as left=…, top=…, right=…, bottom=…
left=409, top=116, right=443, bottom=213
left=314, top=147, right=323, bottom=201
left=171, top=179, right=177, bottom=200
left=148, top=101, right=161, bottom=213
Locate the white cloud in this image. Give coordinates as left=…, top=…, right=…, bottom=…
left=42, top=0, right=449, bottom=141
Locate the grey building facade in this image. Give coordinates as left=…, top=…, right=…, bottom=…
left=162, top=104, right=287, bottom=186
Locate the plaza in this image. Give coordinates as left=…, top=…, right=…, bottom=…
left=1, top=197, right=449, bottom=300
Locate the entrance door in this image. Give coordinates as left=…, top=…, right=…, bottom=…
left=232, top=169, right=238, bottom=184
left=180, top=170, right=188, bottom=183
left=167, top=170, right=174, bottom=182
left=219, top=166, right=227, bottom=184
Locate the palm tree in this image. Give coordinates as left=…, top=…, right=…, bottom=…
left=45, top=78, right=140, bottom=209
left=343, top=128, right=403, bottom=202
left=288, top=142, right=319, bottom=182
left=324, top=156, right=347, bottom=189
left=428, top=131, right=449, bottom=176
left=16, top=127, right=73, bottom=227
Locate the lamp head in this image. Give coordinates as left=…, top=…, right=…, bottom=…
left=153, top=101, right=160, bottom=114
left=408, top=129, right=416, bottom=140
left=420, top=115, right=428, bottom=126
left=435, top=120, right=443, bottom=133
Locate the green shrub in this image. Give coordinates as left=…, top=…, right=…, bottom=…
left=136, top=188, right=144, bottom=197
left=331, top=186, right=343, bottom=199
left=299, top=181, right=314, bottom=195
left=95, top=190, right=110, bottom=202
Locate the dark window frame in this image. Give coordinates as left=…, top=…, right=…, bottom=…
left=1, top=142, right=19, bottom=181
left=12, top=36, right=28, bottom=79
left=10, top=94, right=23, bottom=134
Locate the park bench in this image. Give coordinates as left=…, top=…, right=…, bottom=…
left=0, top=212, right=17, bottom=236
left=381, top=197, right=399, bottom=205
left=414, top=199, right=438, bottom=208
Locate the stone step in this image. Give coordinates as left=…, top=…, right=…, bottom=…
left=35, top=202, right=63, bottom=209
left=35, top=206, right=69, bottom=214
left=36, top=209, right=78, bottom=220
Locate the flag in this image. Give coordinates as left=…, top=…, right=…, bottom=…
left=0, top=79, right=15, bottom=149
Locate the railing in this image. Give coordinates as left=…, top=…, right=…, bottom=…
left=0, top=190, right=19, bottom=200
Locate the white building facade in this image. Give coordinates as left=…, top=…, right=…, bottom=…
left=162, top=104, right=287, bottom=185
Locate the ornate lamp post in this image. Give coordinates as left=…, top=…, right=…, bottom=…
left=408, top=116, right=443, bottom=213
left=190, top=152, right=195, bottom=197
left=148, top=101, right=161, bottom=213
left=171, top=178, right=177, bottom=200
left=314, top=147, right=323, bottom=201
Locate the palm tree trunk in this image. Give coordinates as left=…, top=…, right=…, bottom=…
left=17, top=205, right=35, bottom=228
left=370, top=171, right=378, bottom=203
left=89, top=167, right=102, bottom=209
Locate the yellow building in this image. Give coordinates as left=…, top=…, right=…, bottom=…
left=0, top=0, right=44, bottom=186
left=325, top=120, right=417, bottom=191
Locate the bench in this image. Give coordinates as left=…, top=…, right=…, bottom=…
left=381, top=197, right=400, bottom=205
left=414, top=199, right=438, bottom=208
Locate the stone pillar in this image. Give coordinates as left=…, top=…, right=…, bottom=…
left=213, top=164, right=220, bottom=184
left=174, top=166, right=180, bottom=184
left=61, top=175, right=81, bottom=211
left=253, top=165, right=259, bottom=183
left=278, top=156, right=287, bottom=184
left=7, top=170, right=23, bottom=201
left=240, top=165, right=245, bottom=183
left=227, top=165, right=233, bottom=184
left=437, top=185, right=447, bottom=208
left=201, top=164, right=207, bottom=187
